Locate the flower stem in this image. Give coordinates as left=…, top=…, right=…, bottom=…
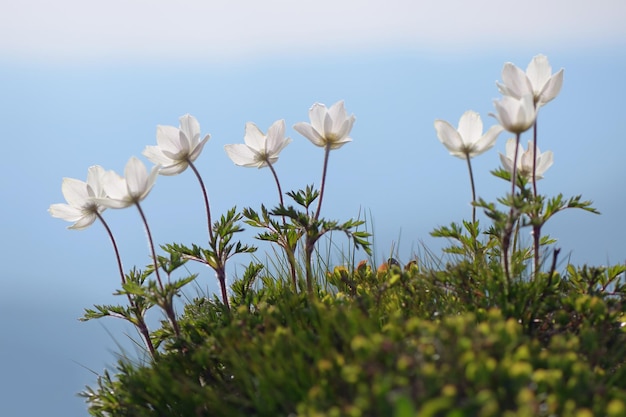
left=267, top=160, right=285, bottom=219
left=465, top=154, right=477, bottom=224
left=188, top=160, right=214, bottom=242
left=135, top=202, right=180, bottom=338
left=96, top=212, right=156, bottom=357
left=314, top=144, right=332, bottom=220
left=503, top=133, right=522, bottom=287
left=532, top=119, right=538, bottom=198
left=531, top=119, right=541, bottom=276
left=135, top=202, right=164, bottom=291
left=96, top=212, right=126, bottom=285
left=267, top=160, right=298, bottom=289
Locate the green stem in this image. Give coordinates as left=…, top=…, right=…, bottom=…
left=314, top=144, right=332, bottom=220
left=465, top=154, right=477, bottom=225
left=135, top=202, right=180, bottom=338
left=503, top=133, right=522, bottom=286
left=267, top=160, right=298, bottom=290
left=188, top=160, right=214, bottom=242
left=96, top=212, right=156, bottom=357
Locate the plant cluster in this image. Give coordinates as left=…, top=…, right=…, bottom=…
left=49, top=55, right=626, bottom=416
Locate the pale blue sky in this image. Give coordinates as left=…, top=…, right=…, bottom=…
left=2, top=1, right=626, bottom=416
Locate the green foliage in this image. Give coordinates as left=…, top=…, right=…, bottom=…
left=81, top=262, right=626, bottom=417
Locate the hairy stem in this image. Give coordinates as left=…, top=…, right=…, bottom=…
left=97, top=212, right=156, bottom=357
left=503, top=133, right=522, bottom=286
left=315, top=144, right=332, bottom=220
left=135, top=202, right=180, bottom=338
left=267, top=160, right=298, bottom=290
left=188, top=160, right=214, bottom=242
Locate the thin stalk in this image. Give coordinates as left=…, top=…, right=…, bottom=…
left=267, top=160, right=286, bottom=221
left=96, top=212, right=126, bottom=285
left=314, top=144, right=332, bottom=220
left=531, top=119, right=540, bottom=275
left=267, top=160, right=298, bottom=290
left=135, top=202, right=180, bottom=338
left=216, top=266, right=230, bottom=310
left=135, top=202, right=164, bottom=291
left=532, top=119, right=538, bottom=198
left=465, top=154, right=477, bottom=224
left=503, top=133, right=522, bottom=286
left=188, top=160, right=214, bottom=242
left=96, top=212, right=156, bottom=357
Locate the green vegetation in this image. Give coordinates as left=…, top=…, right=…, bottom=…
left=81, top=258, right=626, bottom=416
left=49, top=56, right=626, bottom=416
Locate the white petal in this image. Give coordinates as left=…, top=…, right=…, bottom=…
left=457, top=111, right=482, bottom=146
left=471, top=124, right=502, bottom=156
left=499, top=152, right=514, bottom=174
left=68, top=213, right=98, bottom=230
left=49, top=203, right=83, bottom=222
left=179, top=114, right=201, bottom=146
left=93, top=196, right=132, bottom=209
left=434, top=119, right=464, bottom=157
left=188, top=134, right=210, bottom=163
left=224, top=144, right=261, bottom=167
left=500, top=63, right=532, bottom=99
left=294, top=122, right=325, bottom=147
left=86, top=166, right=107, bottom=198
left=536, top=150, right=554, bottom=177
left=159, top=161, right=188, bottom=176
left=61, top=178, right=89, bottom=207
left=328, top=137, right=352, bottom=150
left=538, top=69, right=564, bottom=106
left=156, top=125, right=186, bottom=156
left=141, top=164, right=160, bottom=201
left=100, top=171, right=128, bottom=201
left=308, top=103, right=328, bottom=132
left=243, top=122, right=266, bottom=151
left=124, top=157, right=148, bottom=199
left=526, top=54, right=551, bottom=93
left=143, top=145, right=174, bottom=166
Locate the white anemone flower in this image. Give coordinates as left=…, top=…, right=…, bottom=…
left=434, top=110, right=503, bottom=159
left=497, top=54, right=564, bottom=107
left=500, top=139, right=554, bottom=181
left=49, top=165, right=109, bottom=230
left=95, top=157, right=160, bottom=209
left=224, top=120, right=292, bottom=168
left=492, top=94, right=537, bottom=134
left=293, top=100, right=355, bottom=150
left=143, top=114, right=210, bottom=175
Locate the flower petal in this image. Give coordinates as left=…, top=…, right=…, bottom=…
left=188, top=134, right=210, bottom=163
left=457, top=110, right=482, bottom=146
left=526, top=54, right=552, bottom=94
left=49, top=203, right=83, bottom=222
left=61, top=178, right=89, bottom=207
left=538, top=69, right=564, bottom=106
left=244, top=122, right=266, bottom=151
left=499, top=62, right=533, bottom=99
left=434, top=119, right=464, bottom=158
left=224, top=144, right=262, bottom=167
left=294, top=122, right=325, bottom=147
left=179, top=114, right=200, bottom=147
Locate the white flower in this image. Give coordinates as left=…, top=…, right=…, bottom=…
left=293, top=100, right=355, bottom=149
left=143, top=114, right=210, bottom=175
left=492, top=94, right=537, bottom=134
left=224, top=120, right=292, bottom=168
left=497, top=54, right=564, bottom=107
left=500, top=139, right=554, bottom=180
left=49, top=165, right=109, bottom=230
left=95, top=157, right=160, bottom=209
left=434, top=110, right=503, bottom=159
